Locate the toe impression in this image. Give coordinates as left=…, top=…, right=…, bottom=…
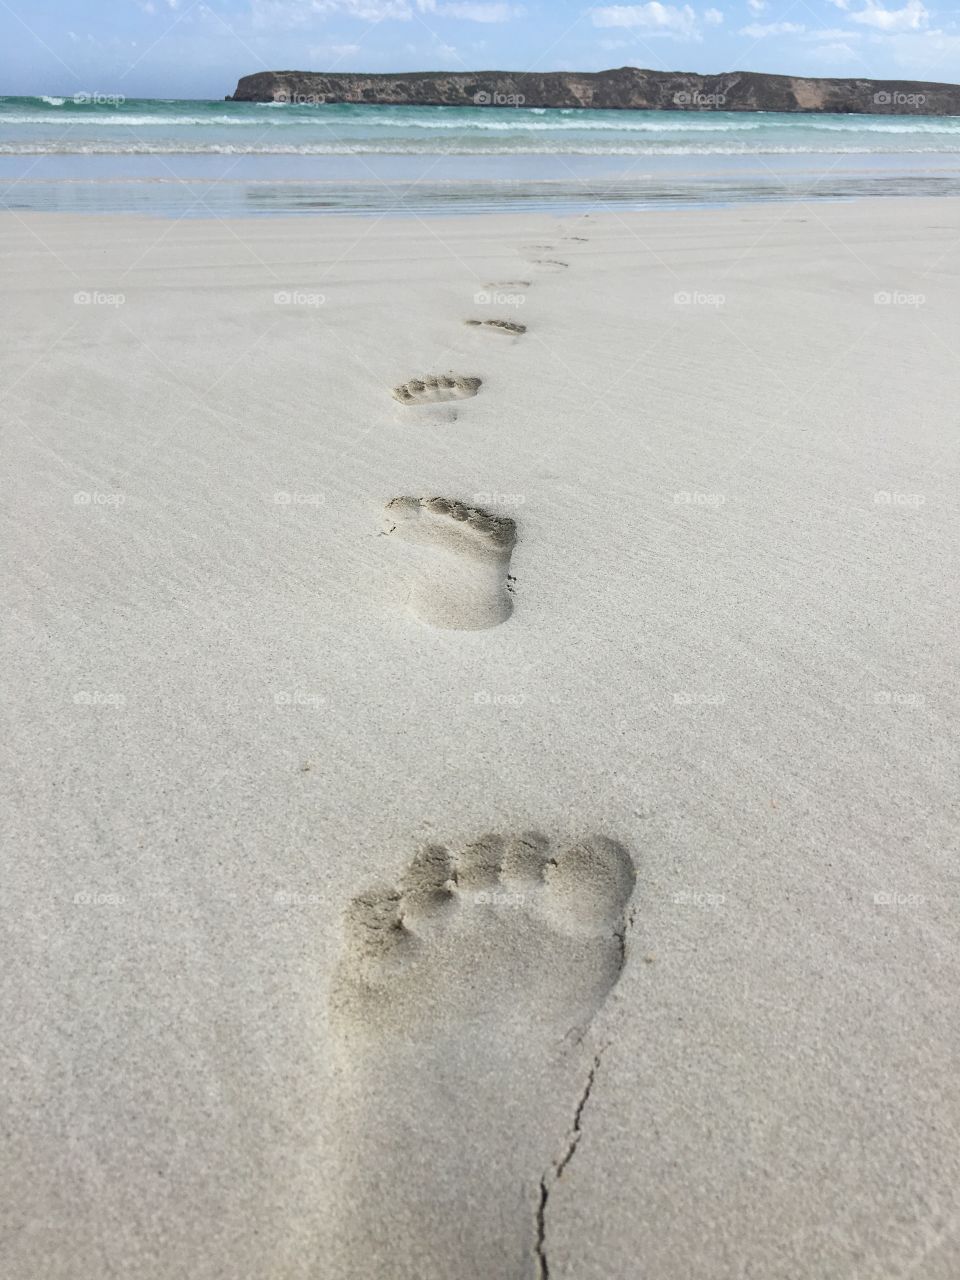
left=543, top=837, right=635, bottom=936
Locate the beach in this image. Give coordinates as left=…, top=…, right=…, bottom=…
left=3, top=198, right=959, bottom=1278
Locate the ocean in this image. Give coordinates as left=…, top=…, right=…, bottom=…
left=4, top=95, right=960, bottom=215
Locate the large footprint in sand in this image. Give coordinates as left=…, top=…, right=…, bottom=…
left=325, top=832, right=636, bottom=1280
left=384, top=495, right=516, bottom=630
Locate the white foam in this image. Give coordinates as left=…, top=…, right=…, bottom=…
left=3, top=141, right=960, bottom=157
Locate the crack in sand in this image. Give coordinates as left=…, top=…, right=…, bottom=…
left=534, top=1052, right=603, bottom=1280
left=535, top=1178, right=550, bottom=1280
left=555, top=1057, right=600, bottom=1178
left=534, top=907, right=638, bottom=1277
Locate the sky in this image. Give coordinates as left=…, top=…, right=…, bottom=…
left=3, top=0, right=960, bottom=99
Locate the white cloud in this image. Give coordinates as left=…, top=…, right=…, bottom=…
left=304, top=0, right=409, bottom=15
left=801, top=25, right=861, bottom=38
left=448, top=1, right=522, bottom=16
left=704, top=6, right=723, bottom=22
left=253, top=0, right=520, bottom=23
left=437, top=1, right=522, bottom=17
left=879, top=27, right=960, bottom=61
left=810, top=39, right=860, bottom=59
left=746, top=0, right=765, bottom=11
left=591, top=3, right=700, bottom=37
left=310, top=0, right=417, bottom=17
left=848, top=0, right=927, bottom=30
left=249, top=0, right=379, bottom=30
left=416, top=0, right=522, bottom=15
left=738, top=19, right=804, bottom=34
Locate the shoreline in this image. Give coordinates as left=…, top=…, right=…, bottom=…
left=6, top=157, right=960, bottom=216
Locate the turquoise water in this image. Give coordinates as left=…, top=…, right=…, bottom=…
left=3, top=95, right=960, bottom=214
left=8, top=95, right=960, bottom=156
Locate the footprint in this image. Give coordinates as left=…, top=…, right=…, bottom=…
left=392, top=374, right=482, bottom=406
left=383, top=496, right=517, bottom=631
left=483, top=279, right=531, bottom=289
left=332, top=831, right=635, bottom=1035
left=527, top=258, right=569, bottom=271
left=464, top=319, right=527, bottom=336
left=325, top=832, right=636, bottom=1279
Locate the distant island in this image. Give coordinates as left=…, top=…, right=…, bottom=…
left=229, top=67, right=960, bottom=115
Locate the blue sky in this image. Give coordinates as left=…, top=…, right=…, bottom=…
left=3, top=0, right=960, bottom=98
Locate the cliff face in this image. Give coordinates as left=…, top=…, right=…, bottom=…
left=229, top=67, right=960, bottom=114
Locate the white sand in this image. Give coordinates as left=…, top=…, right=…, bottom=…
left=2, top=200, right=959, bottom=1279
